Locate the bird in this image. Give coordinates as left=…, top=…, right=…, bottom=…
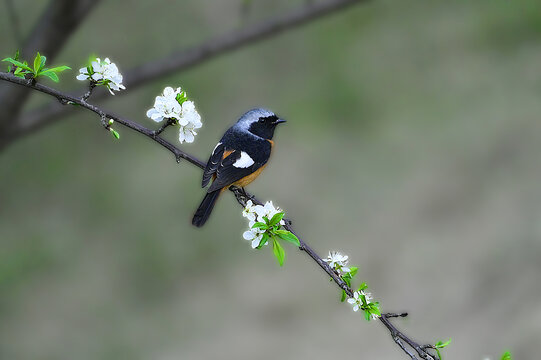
left=192, top=108, right=286, bottom=227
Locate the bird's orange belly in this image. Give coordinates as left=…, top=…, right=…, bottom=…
left=233, top=164, right=268, bottom=187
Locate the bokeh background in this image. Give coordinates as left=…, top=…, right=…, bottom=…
left=1, top=0, right=541, bottom=359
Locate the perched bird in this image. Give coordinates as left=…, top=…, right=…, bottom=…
left=192, top=108, right=286, bottom=227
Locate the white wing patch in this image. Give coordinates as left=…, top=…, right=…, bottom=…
left=233, top=151, right=255, bottom=168
left=213, top=142, right=222, bottom=153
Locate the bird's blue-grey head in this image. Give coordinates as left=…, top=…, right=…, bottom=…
left=236, top=108, right=286, bottom=140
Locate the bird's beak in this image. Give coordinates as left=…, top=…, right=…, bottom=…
left=274, top=118, right=286, bottom=125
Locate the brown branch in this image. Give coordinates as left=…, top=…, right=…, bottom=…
left=0, top=0, right=101, bottom=134
left=0, top=71, right=441, bottom=360
left=0, top=0, right=368, bottom=151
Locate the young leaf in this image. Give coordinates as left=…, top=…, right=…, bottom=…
left=40, top=71, right=59, bottom=82
left=110, top=128, right=120, bottom=139
left=272, top=237, right=286, bottom=266
left=47, top=65, right=71, bottom=73
left=256, top=233, right=269, bottom=249
left=274, top=229, right=300, bottom=246
left=349, top=266, right=358, bottom=277
left=358, top=282, right=368, bottom=291
left=2, top=58, right=32, bottom=72
left=251, top=222, right=268, bottom=230
left=268, top=212, right=285, bottom=227
left=501, top=351, right=512, bottom=360
left=434, top=339, right=451, bottom=349
left=340, top=290, right=347, bottom=302
left=33, top=52, right=43, bottom=75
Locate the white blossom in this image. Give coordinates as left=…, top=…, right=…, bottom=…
left=146, top=87, right=202, bottom=144
left=146, top=87, right=182, bottom=123
left=363, top=290, right=373, bottom=304
left=76, top=57, right=125, bottom=95
left=243, top=227, right=266, bottom=249
left=253, top=201, right=285, bottom=225
left=347, top=291, right=363, bottom=312
left=179, top=100, right=202, bottom=127
left=325, top=251, right=350, bottom=273
left=242, top=200, right=257, bottom=222
left=241, top=200, right=285, bottom=248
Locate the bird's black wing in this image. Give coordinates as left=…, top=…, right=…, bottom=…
left=207, top=147, right=270, bottom=193
left=202, top=142, right=225, bottom=187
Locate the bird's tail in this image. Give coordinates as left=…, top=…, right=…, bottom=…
left=192, top=189, right=222, bottom=227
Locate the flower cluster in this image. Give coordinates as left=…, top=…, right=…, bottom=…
left=242, top=200, right=284, bottom=248
left=326, top=250, right=381, bottom=321
left=76, top=57, right=125, bottom=95
left=347, top=290, right=377, bottom=319
left=241, top=200, right=299, bottom=266
left=348, top=285, right=380, bottom=321
left=325, top=251, right=351, bottom=275
left=146, top=86, right=202, bottom=143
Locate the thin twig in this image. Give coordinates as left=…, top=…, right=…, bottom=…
left=81, top=81, right=96, bottom=101
left=1, top=0, right=369, bottom=150
left=0, top=71, right=440, bottom=360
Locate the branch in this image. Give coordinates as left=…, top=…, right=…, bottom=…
left=0, top=0, right=101, bottom=133
left=0, top=71, right=440, bottom=360
left=1, top=0, right=368, bottom=150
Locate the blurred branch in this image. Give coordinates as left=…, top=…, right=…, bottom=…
left=0, top=70, right=440, bottom=360
left=0, top=0, right=101, bottom=136
left=0, top=0, right=368, bottom=151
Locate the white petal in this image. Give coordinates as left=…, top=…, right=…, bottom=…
left=91, top=73, right=103, bottom=81
left=177, top=116, right=189, bottom=126
left=251, top=239, right=260, bottom=249
left=76, top=74, right=88, bottom=81
left=183, top=129, right=195, bottom=143
left=163, top=87, right=175, bottom=97
left=353, top=305, right=359, bottom=312
left=243, top=230, right=255, bottom=240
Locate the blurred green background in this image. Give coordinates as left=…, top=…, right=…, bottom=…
left=1, top=0, right=541, bottom=359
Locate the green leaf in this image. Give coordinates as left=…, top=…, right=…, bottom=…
left=349, top=266, right=358, bottom=277
left=274, top=230, right=300, bottom=246
left=272, top=237, right=286, bottom=266
left=46, top=65, right=71, bottom=73
left=358, top=282, right=368, bottom=291
left=434, top=338, right=451, bottom=349
left=340, top=290, right=347, bottom=302
left=2, top=58, right=32, bottom=71
left=369, top=302, right=381, bottom=316
left=39, top=55, right=46, bottom=71
left=40, top=71, right=59, bottom=82
left=175, top=91, right=188, bottom=105
left=501, top=351, right=512, bottom=360
left=251, top=222, right=268, bottom=230
left=33, top=52, right=44, bottom=75
left=110, top=128, right=120, bottom=139
left=268, top=212, right=285, bottom=227
left=255, top=233, right=269, bottom=249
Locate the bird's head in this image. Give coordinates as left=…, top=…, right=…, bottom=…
left=237, top=108, right=286, bottom=140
